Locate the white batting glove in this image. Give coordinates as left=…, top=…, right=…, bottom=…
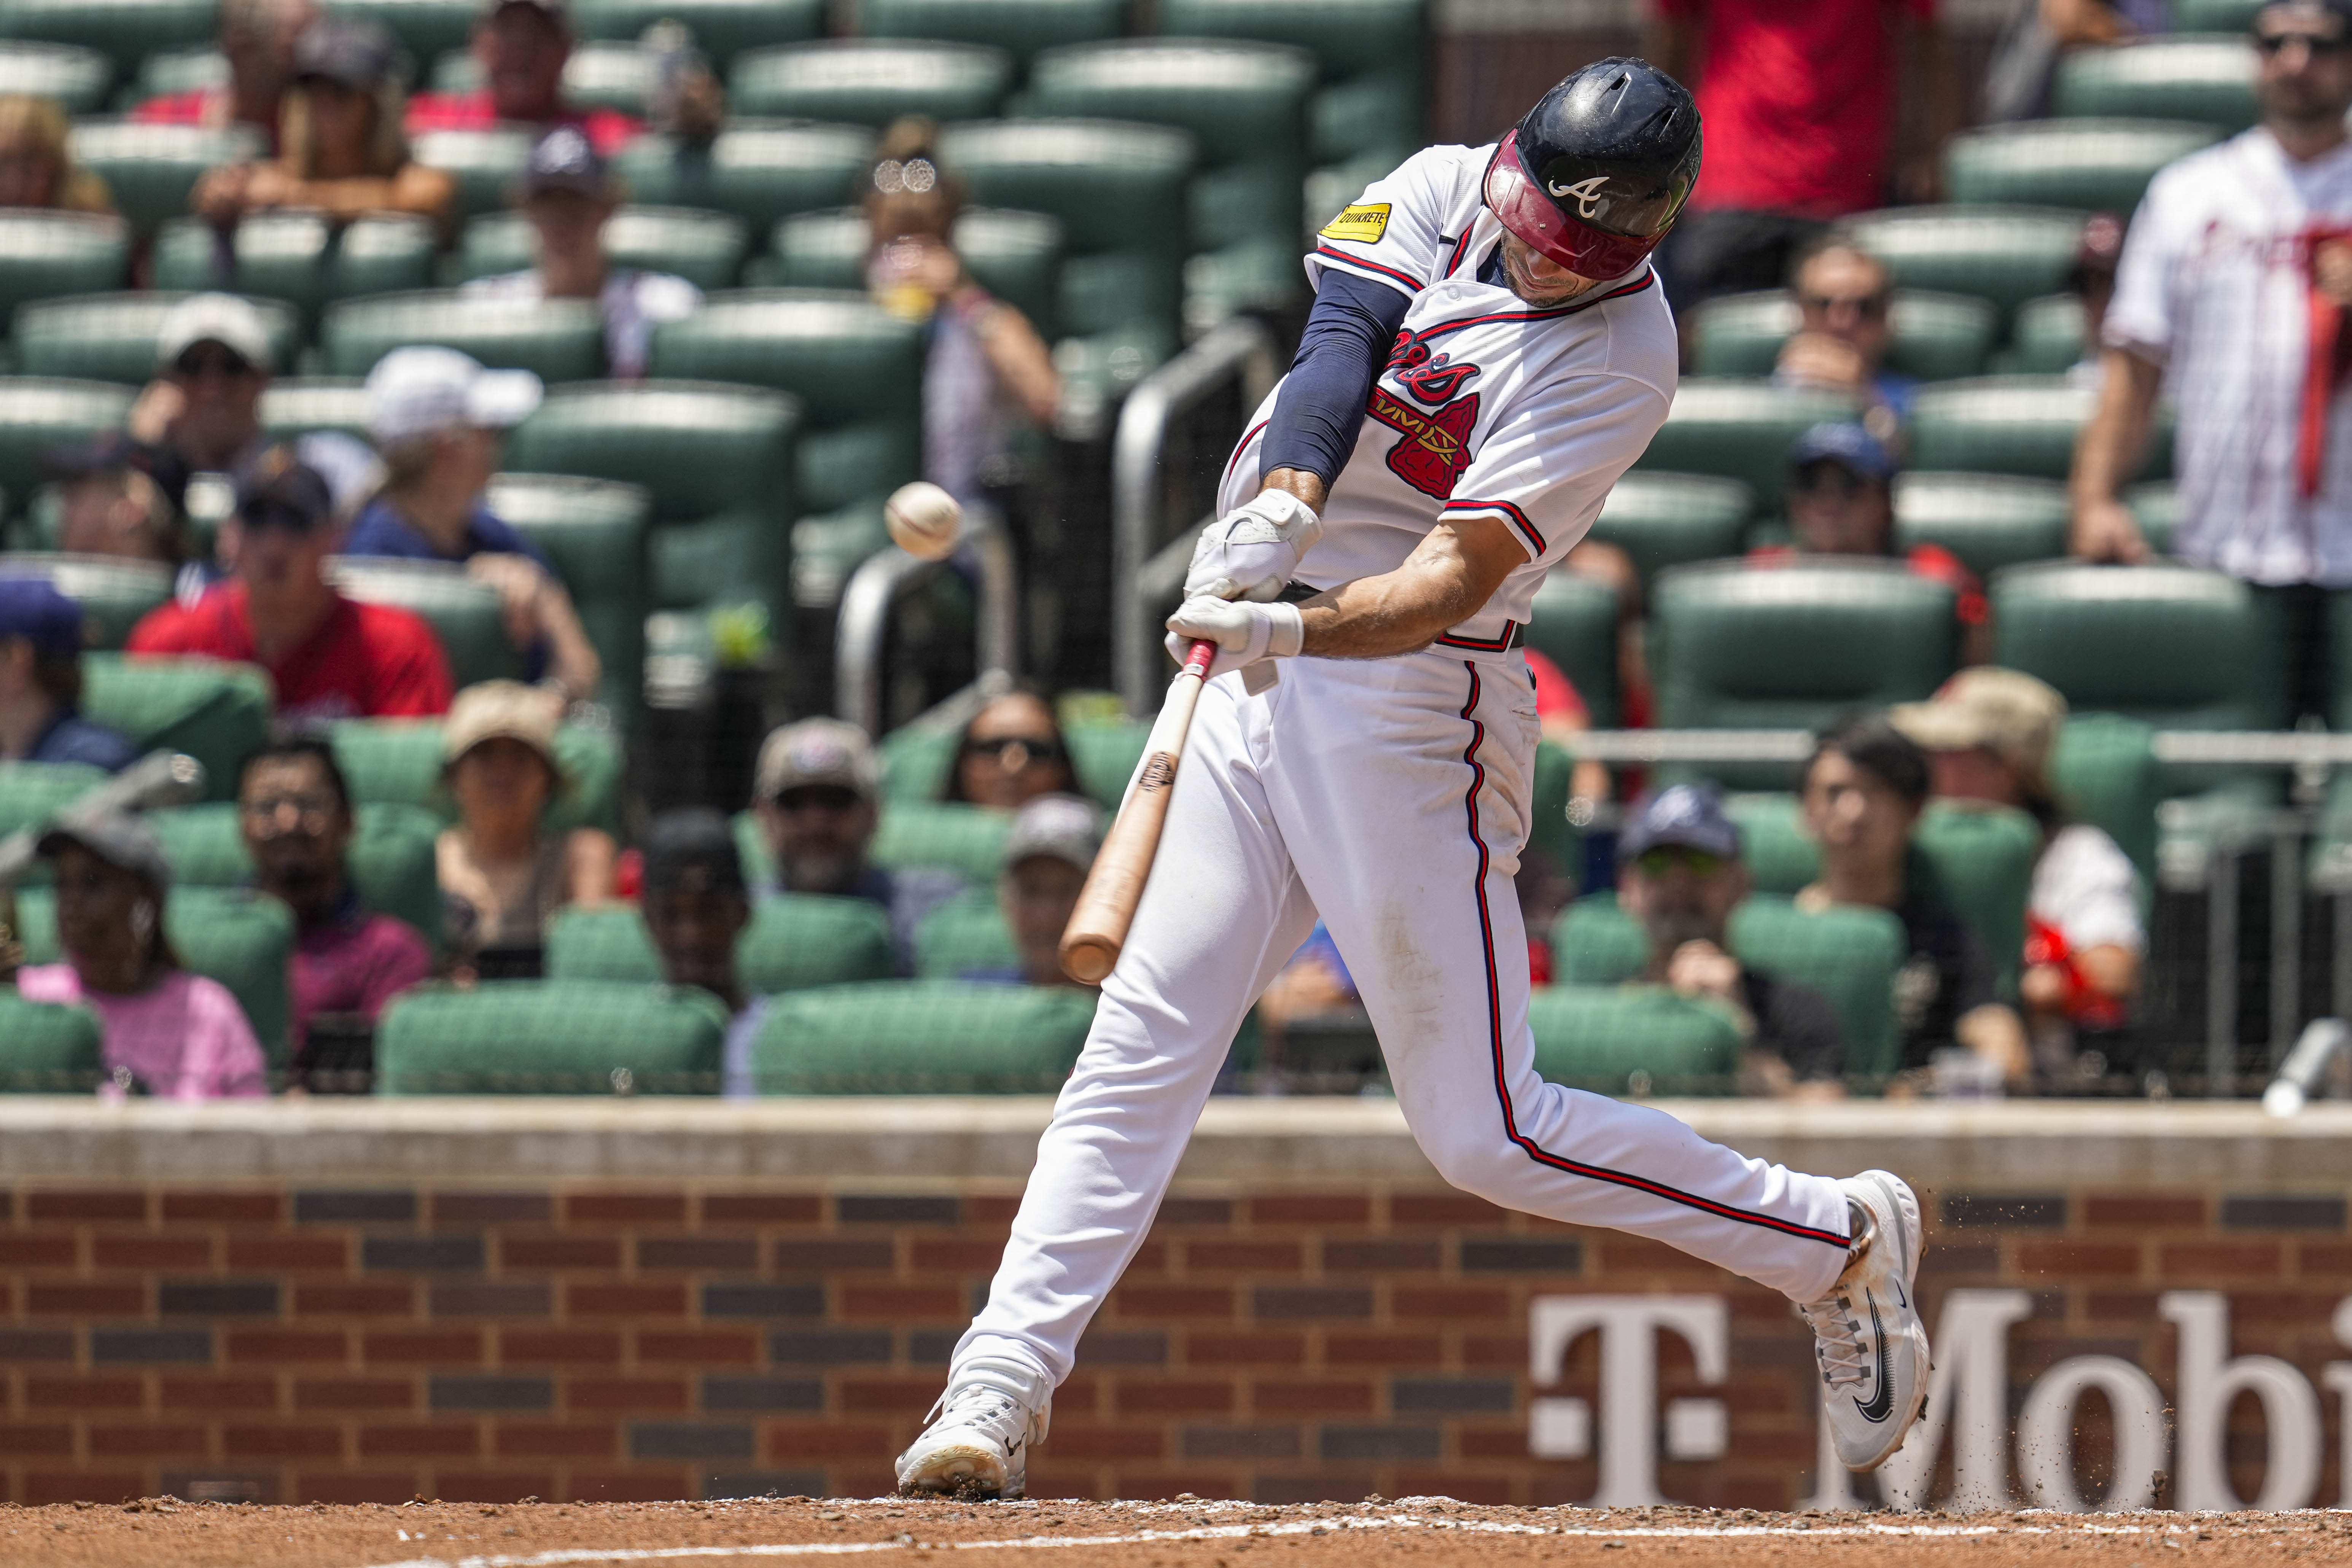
left=1183, top=489, right=1323, bottom=603
left=1165, top=595, right=1304, bottom=678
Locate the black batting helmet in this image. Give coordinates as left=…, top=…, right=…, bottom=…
left=1483, top=59, right=1701, bottom=279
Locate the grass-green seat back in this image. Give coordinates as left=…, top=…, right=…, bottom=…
left=0, top=213, right=130, bottom=331
left=483, top=473, right=651, bottom=721
left=1066, top=717, right=1151, bottom=809
left=2175, top=0, right=2264, bottom=26
left=1526, top=567, right=1620, bottom=729
left=0, top=991, right=103, bottom=1091
left=1914, top=801, right=2040, bottom=996
left=913, top=885, right=1017, bottom=979
left=546, top=896, right=899, bottom=990
left=748, top=978, right=1093, bottom=1093
left=731, top=800, right=1006, bottom=885
left=0, top=555, right=171, bottom=650
left=2004, top=294, right=2088, bottom=376
left=323, top=558, right=521, bottom=691
left=875, top=722, right=960, bottom=801
left=14, top=884, right=294, bottom=1063
left=322, top=290, right=606, bottom=381
left=767, top=207, right=1063, bottom=339
left=1993, top=560, right=2288, bottom=732
left=328, top=717, right=623, bottom=834
left=144, top=799, right=442, bottom=950
left=1526, top=983, right=1746, bottom=1096
left=856, top=0, right=1125, bottom=70
left=1634, top=380, right=1859, bottom=511
left=13, top=291, right=301, bottom=386
left=426, top=38, right=655, bottom=114
left=412, top=126, right=534, bottom=221
left=1158, top=0, right=1425, bottom=164
left=1911, top=376, right=2174, bottom=482
left=0, top=1, right=217, bottom=79
left=2126, top=481, right=2182, bottom=555
left=617, top=121, right=873, bottom=235
left=1842, top=206, right=2086, bottom=327
left=1589, top=472, right=1752, bottom=594
left=1892, top=472, right=2070, bottom=579
left=2054, top=35, right=2257, bottom=133
left=70, top=121, right=264, bottom=237
left=83, top=654, right=273, bottom=803
left=1690, top=289, right=1996, bottom=383
left=0, top=43, right=113, bottom=116
left=377, top=978, right=724, bottom=1094
left=571, top=0, right=826, bottom=66
left=457, top=205, right=749, bottom=291
left=153, top=214, right=438, bottom=329
left=0, top=378, right=135, bottom=514
left=261, top=377, right=371, bottom=443
left=1943, top=118, right=2221, bottom=212
left=2052, top=713, right=2161, bottom=882
left=0, top=762, right=106, bottom=838
left=730, top=40, right=1012, bottom=125
left=324, top=0, right=481, bottom=68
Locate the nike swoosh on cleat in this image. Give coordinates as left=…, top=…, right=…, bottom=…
left=1854, top=1295, right=1895, bottom=1424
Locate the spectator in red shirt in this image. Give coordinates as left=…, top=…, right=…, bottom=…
left=126, top=448, right=454, bottom=721
left=133, top=0, right=317, bottom=151
left=1644, top=0, right=1957, bottom=308
left=406, top=0, right=643, bottom=157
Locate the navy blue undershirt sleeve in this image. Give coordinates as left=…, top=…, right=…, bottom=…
left=1259, top=269, right=1412, bottom=486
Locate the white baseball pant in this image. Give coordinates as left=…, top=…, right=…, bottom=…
left=954, top=649, right=1855, bottom=1389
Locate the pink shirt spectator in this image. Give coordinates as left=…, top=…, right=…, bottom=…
left=290, top=907, right=433, bottom=1054
left=17, top=965, right=267, bottom=1100
left=403, top=95, right=641, bottom=156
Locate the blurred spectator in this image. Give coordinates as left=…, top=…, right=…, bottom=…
left=460, top=127, right=699, bottom=380
left=347, top=346, right=602, bottom=700
left=134, top=0, right=319, bottom=149
left=407, top=0, right=645, bottom=156
left=1616, top=784, right=1847, bottom=1099
left=965, top=793, right=1102, bottom=988
left=638, top=807, right=765, bottom=1097
left=867, top=119, right=1061, bottom=505
left=191, top=15, right=454, bottom=228
left=43, top=434, right=187, bottom=567
left=750, top=718, right=962, bottom=963
left=1795, top=711, right=2030, bottom=1087
left=16, top=812, right=266, bottom=1098
left=1525, top=646, right=1613, bottom=807
left=1255, top=923, right=1361, bottom=1052
left=127, top=448, right=455, bottom=721
left=0, top=95, right=113, bottom=214
left=1892, top=668, right=2142, bottom=1078
left=1753, top=422, right=1992, bottom=663
left=2064, top=212, right=2125, bottom=389
left=0, top=581, right=137, bottom=770
left=436, top=679, right=615, bottom=977
left=127, top=293, right=274, bottom=498
left=1775, top=239, right=1916, bottom=431
left=237, top=734, right=431, bottom=1072
left=945, top=690, right=1076, bottom=810
left=1645, top=0, right=1956, bottom=307
left=2072, top=0, right=2352, bottom=722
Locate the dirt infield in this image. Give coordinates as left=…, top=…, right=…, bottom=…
left=11, top=1495, right=2352, bottom=1567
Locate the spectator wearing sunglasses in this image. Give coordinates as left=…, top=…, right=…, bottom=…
left=944, top=690, right=1076, bottom=811
left=1617, top=785, right=1847, bottom=1100
left=1774, top=239, right=1916, bottom=437
left=750, top=718, right=963, bottom=969
left=127, top=295, right=274, bottom=515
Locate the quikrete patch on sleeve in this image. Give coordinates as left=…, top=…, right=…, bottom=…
left=1319, top=203, right=1392, bottom=244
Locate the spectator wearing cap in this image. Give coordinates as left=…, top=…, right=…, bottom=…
left=1616, top=785, right=1848, bottom=1098
left=237, top=735, right=432, bottom=1074
left=0, top=95, right=113, bottom=214
left=436, top=679, right=615, bottom=978
left=191, top=14, right=454, bottom=229
left=460, top=127, right=700, bottom=380
left=134, top=0, right=320, bottom=150
left=16, top=812, right=267, bottom=1098
left=345, top=346, right=602, bottom=700
left=1894, top=669, right=2142, bottom=1076
left=1797, top=712, right=2030, bottom=1088
left=751, top=718, right=964, bottom=966
left=0, top=582, right=137, bottom=771
left=1775, top=238, right=1917, bottom=434
left=43, top=433, right=187, bottom=568
left=965, top=793, right=1103, bottom=989
left=127, top=447, right=455, bottom=721
left=2064, top=213, right=2125, bottom=391
left=944, top=690, right=1076, bottom=811
left=638, top=808, right=767, bottom=1097
left=127, top=294, right=276, bottom=521
left=406, top=0, right=644, bottom=156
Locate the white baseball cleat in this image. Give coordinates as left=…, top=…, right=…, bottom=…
left=895, top=1361, right=1052, bottom=1500
left=1799, top=1168, right=1929, bottom=1473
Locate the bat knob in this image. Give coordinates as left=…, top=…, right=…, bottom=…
left=1059, top=933, right=1118, bottom=985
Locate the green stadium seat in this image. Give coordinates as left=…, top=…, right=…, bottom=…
left=546, top=895, right=901, bottom=990
left=1587, top=472, right=1752, bottom=593
left=1841, top=205, right=2087, bottom=328
left=0, top=991, right=103, bottom=1092
left=616, top=121, right=874, bottom=237
left=869, top=801, right=1011, bottom=882
left=377, top=978, right=725, bottom=1094
left=0, top=378, right=132, bottom=520
left=153, top=214, right=439, bottom=330
left=457, top=205, right=748, bottom=291
left=1689, top=289, right=1997, bottom=383
left=2174, top=0, right=2264, bottom=26
left=69, top=121, right=266, bottom=238
left=748, top=978, right=1093, bottom=1093
left=1715, top=793, right=1815, bottom=896
left=0, top=555, right=170, bottom=650
left=482, top=473, right=650, bottom=720
left=504, top=380, right=799, bottom=616
left=83, top=654, right=273, bottom=802
left=13, top=883, right=295, bottom=1062
left=1158, top=0, right=1425, bottom=169
left=1914, top=801, right=2040, bottom=996
left=325, top=0, right=481, bottom=71
left=12, top=292, right=301, bottom=387
left=647, top=290, right=923, bottom=608
left=2125, top=480, right=2181, bottom=555
left=0, top=761, right=106, bottom=839
left=1065, top=716, right=1151, bottom=810
left=0, top=43, right=113, bottom=116
left=729, top=40, right=1012, bottom=125
left=856, top=0, right=1125, bottom=71
left=913, top=885, right=1018, bottom=979
left=766, top=207, right=1063, bottom=338
left=427, top=39, right=653, bottom=114
left=874, top=719, right=960, bottom=801
left=1526, top=567, right=1620, bottom=729
left=1910, top=376, right=2173, bottom=482
left=145, top=799, right=444, bottom=948
left=259, top=377, right=371, bottom=443
left=2052, top=712, right=2161, bottom=882
left=0, top=213, right=132, bottom=335
left=2001, top=293, right=2088, bottom=376
left=2054, top=35, right=2257, bottom=133
left=1633, top=380, right=1859, bottom=511
left=321, top=290, right=606, bottom=381
left=1943, top=118, right=2220, bottom=213
left=411, top=127, right=534, bottom=223
left=1892, top=472, right=2070, bottom=579
left=0, top=0, right=218, bottom=79
left=323, top=558, right=523, bottom=690
left=1526, top=983, right=1745, bottom=1095
left=131, top=46, right=225, bottom=103
left=329, top=716, right=625, bottom=834
left=571, top=0, right=827, bottom=67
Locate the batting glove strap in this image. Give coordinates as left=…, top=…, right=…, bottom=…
left=1184, top=490, right=1325, bottom=604
left=1165, top=597, right=1304, bottom=678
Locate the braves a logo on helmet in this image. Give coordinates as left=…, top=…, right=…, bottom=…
left=1546, top=174, right=1613, bottom=219
left=1387, top=328, right=1481, bottom=405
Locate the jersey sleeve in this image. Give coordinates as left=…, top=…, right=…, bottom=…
left=2103, top=165, right=2190, bottom=361
left=1303, top=145, right=1464, bottom=302
left=1439, top=370, right=1671, bottom=564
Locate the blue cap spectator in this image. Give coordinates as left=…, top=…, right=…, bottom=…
left=0, top=579, right=137, bottom=771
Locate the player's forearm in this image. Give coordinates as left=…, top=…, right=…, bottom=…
left=2069, top=348, right=2161, bottom=505
left=1295, top=517, right=1521, bottom=659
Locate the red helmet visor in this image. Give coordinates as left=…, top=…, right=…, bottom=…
left=1482, top=131, right=1664, bottom=280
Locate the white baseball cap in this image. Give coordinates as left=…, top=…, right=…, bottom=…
left=364, top=345, right=543, bottom=449
left=156, top=292, right=275, bottom=373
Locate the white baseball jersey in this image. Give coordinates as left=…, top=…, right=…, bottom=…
left=2106, top=128, right=2352, bottom=586
left=1217, top=143, right=1679, bottom=652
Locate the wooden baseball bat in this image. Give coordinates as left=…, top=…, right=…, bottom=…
left=1059, top=638, right=1218, bottom=984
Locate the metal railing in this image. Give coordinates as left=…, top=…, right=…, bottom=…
left=833, top=502, right=1019, bottom=739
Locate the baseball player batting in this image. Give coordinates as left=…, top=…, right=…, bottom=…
left=897, top=60, right=1931, bottom=1500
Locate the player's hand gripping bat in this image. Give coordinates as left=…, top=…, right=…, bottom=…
left=1057, top=638, right=1217, bottom=984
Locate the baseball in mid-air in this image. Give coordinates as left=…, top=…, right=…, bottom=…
left=885, top=481, right=963, bottom=561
